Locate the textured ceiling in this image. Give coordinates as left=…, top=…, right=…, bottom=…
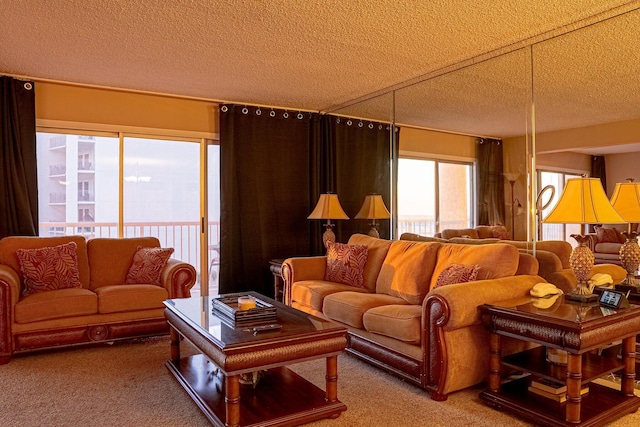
left=1, top=0, right=640, bottom=139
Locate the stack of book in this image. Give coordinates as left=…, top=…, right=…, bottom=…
left=528, top=378, right=588, bottom=403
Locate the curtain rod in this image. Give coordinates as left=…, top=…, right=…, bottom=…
left=1, top=72, right=319, bottom=114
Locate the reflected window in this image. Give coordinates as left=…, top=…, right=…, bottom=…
left=398, top=157, right=474, bottom=236
left=538, top=170, right=582, bottom=245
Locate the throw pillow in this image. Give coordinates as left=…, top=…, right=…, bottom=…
left=125, top=246, right=174, bottom=286
left=17, top=241, right=83, bottom=296
left=434, top=263, right=481, bottom=288
left=595, top=226, right=621, bottom=244
left=324, top=242, right=368, bottom=288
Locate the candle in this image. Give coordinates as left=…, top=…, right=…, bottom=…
left=238, top=296, right=256, bottom=311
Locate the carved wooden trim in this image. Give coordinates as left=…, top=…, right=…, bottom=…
left=424, top=294, right=450, bottom=399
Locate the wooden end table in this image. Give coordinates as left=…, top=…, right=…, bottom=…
left=164, top=293, right=347, bottom=427
left=479, top=295, right=640, bottom=426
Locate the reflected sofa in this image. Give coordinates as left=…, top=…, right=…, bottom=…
left=0, top=235, right=196, bottom=364
left=586, top=224, right=638, bottom=266
left=282, top=233, right=543, bottom=400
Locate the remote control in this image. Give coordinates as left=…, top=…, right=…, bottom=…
left=252, top=324, right=282, bottom=335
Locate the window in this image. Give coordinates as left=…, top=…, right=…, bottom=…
left=538, top=170, right=582, bottom=244
left=36, top=131, right=220, bottom=297
left=397, top=157, right=475, bottom=236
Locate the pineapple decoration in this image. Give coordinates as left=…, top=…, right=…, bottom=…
left=619, top=231, right=640, bottom=286
left=569, top=234, right=595, bottom=295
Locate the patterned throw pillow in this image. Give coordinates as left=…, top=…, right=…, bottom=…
left=125, top=246, right=174, bottom=286
left=595, top=226, right=621, bottom=243
left=324, top=242, right=368, bottom=288
left=17, top=241, right=83, bottom=296
left=434, top=263, right=481, bottom=288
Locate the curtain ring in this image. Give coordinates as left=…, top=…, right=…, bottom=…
left=269, top=109, right=276, bottom=117
left=378, top=124, right=383, bottom=130
left=297, top=112, right=303, bottom=120
left=358, top=121, right=363, bottom=128
left=347, top=120, right=352, bottom=126
left=220, top=105, right=228, bottom=112
left=336, top=118, right=341, bottom=124
left=283, top=112, right=289, bottom=119
left=23, top=82, right=33, bottom=90
left=255, top=108, right=262, bottom=116
left=368, top=123, right=374, bottom=129
left=242, top=107, right=249, bottom=114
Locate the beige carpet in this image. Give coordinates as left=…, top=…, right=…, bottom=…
left=0, top=337, right=638, bottom=427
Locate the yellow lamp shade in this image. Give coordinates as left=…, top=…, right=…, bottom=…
left=354, top=195, right=390, bottom=220
left=308, top=194, right=349, bottom=220
left=610, top=180, right=640, bottom=222
left=543, top=177, right=625, bottom=225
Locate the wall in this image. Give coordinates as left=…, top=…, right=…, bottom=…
left=606, top=152, right=640, bottom=193
left=398, top=126, right=475, bottom=159
left=35, top=81, right=218, bottom=138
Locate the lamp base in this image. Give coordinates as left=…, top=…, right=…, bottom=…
left=367, top=226, right=380, bottom=239
left=322, top=225, right=336, bottom=248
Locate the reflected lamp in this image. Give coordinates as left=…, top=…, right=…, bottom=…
left=308, top=194, right=349, bottom=248
left=610, top=178, right=640, bottom=287
left=354, top=194, right=390, bottom=238
left=543, top=177, right=625, bottom=302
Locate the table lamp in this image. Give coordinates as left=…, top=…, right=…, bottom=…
left=354, top=194, right=390, bottom=238
left=542, top=177, right=625, bottom=302
left=308, top=193, right=349, bottom=248
left=609, top=178, right=640, bottom=287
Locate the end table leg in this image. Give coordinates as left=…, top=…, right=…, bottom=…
left=326, top=356, right=338, bottom=403
left=565, top=353, right=583, bottom=424
left=621, top=335, right=637, bottom=397
left=169, top=327, right=180, bottom=363
left=225, top=374, right=241, bottom=427
left=488, top=332, right=501, bottom=392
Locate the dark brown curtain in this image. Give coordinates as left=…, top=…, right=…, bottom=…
left=219, top=105, right=314, bottom=296
left=476, top=137, right=505, bottom=226
left=1, top=76, right=38, bottom=238
left=329, top=117, right=394, bottom=247
left=591, top=155, right=606, bottom=191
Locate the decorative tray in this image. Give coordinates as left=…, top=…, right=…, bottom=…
left=211, top=294, right=278, bottom=327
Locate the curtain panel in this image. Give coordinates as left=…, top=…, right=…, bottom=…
left=219, top=105, right=396, bottom=295
left=476, top=138, right=505, bottom=226
left=591, top=155, right=606, bottom=190
left=0, top=76, right=38, bottom=238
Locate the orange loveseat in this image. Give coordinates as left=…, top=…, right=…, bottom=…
left=282, top=234, right=543, bottom=400
left=0, top=235, right=196, bottom=364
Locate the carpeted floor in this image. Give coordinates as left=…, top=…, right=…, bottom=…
left=0, top=337, right=638, bottom=426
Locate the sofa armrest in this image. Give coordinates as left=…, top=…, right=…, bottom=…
left=160, top=258, right=197, bottom=299
left=0, top=265, right=21, bottom=363
left=281, top=256, right=327, bottom=305
left=424, top=274, right=544, bottom=332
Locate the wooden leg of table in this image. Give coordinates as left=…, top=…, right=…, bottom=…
left=565, top=353, right=583, bottom=424
left=326, top=355, right=338, bottom=403
left=169, top=327, right=180, bottom=363
left=621, top=335, right=637, bottom=397
left=225, top=374, right=241, bottom=427
left=488, top=332, right=501, bottom=392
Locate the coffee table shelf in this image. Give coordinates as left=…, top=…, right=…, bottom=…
left=167, top=354, right=345, bottom=427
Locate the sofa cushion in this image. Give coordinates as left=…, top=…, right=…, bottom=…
left=125, top=246, right=174, bottom=286
left=362, top=305, right=422, bottom=345
left=594, top=242, right=622, bottom=254
left=14, top=288, right=98, bottom=323
left=94, top=284, right=169, bottom=314
left=87, top=237, right=160, bottom=290
left=347, top=234, right=393, bottom=291
left=291, top=280, right=370, bottom=312
left=429, top=243, right=519, bottom=291
left=376, top=240, right=441, bottom=305
left=323, top=292, right=408, bottom=328
left=434, top=263, right=480, bottom=288
left=0, top=235, right=90, bottom=287
left=324, top=242, right=367, bottom=288
left=17, top=242, right=83, bottom=296
left=475, top=225, right=509, bottom=239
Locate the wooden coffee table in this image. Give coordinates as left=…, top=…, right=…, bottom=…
left=163, top=292, right=348, bottom=427
left=479, top=295, right=640, bottom=426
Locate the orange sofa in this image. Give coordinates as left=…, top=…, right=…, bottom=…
left=282, top=234, right=543, bottom=400
left=0, top=235, right=196, bottom=364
